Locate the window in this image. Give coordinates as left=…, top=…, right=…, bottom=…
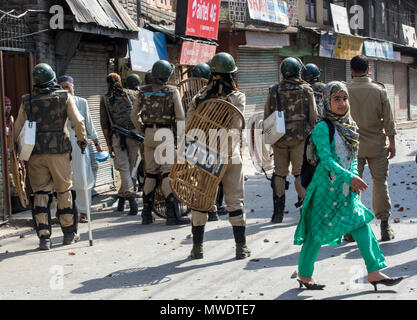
left=333, top=0, right=346, bottom=7
left=371, top=3, right=376, bottom=33
left=305, top=0, right=316, bottom=22
left=323, top=0, right=331, bottom=25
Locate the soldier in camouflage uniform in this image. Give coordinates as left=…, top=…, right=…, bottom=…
left=302, top=63, right=326, bottom=120
left=13, top=63, right=87, bottom=250
left=131, top=60, right=190, bottom=226
left=100, top=73, right=140, bottom=215
left=264, top=57, right=317, bottom=224
left=187, top=52, right=251, bottom=260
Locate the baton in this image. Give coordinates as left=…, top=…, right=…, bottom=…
left=80, top=145, right=93, bottom=246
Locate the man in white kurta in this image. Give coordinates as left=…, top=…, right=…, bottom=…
left=58, top=76, right=104, bottom=223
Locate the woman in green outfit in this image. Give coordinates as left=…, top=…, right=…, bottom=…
left=293, top=81, right=403, bottom=291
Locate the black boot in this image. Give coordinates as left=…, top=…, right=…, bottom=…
left=381, top=220, right=395, bottom=241
left=190, top=225, right=205, bottom=259
left=39, top=236, right=51, bottom=250
left=128, top=197, right=138, bottom=215
left=141, top=192, right=155, bottom=225
left=232, top=226, right=251, bottom=260
left=166, top=193, right=190, bottom=226
left=271, top=194, right=285, bottom=224
left=117, top=197, right=125, bottom=212
left=208, top=211, right=219, bottom=221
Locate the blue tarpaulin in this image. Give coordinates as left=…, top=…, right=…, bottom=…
left=130, top=28, right=169, bottom=72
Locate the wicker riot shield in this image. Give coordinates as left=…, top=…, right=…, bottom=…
left=169, top=98, right=245, bottom=212
left=177, top=77, right=208, bottom=114
left=8, top=117, right=28, bottom=208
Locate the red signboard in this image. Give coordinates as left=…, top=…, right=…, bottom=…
left=179, top=41, right=217, bottom=65
left=185, top=0, right=221, bottom=40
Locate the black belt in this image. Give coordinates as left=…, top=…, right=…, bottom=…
left=144, top=124, right=172, bottom=129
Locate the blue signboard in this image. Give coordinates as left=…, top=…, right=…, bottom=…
left=364, top=40, right=394, bottom=60
left=319, top=33, right=338, bottom=58
left=130, top=28, right=168, bottom=72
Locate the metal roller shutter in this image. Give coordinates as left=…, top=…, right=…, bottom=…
left=324, top=58, right=346, bottom=82
left=409, top=67, right=417, bottom=120
left=393, top=63, right=408, bottom=121
left=65, top=44, right=115, bottom=193
left=237, top=48, right=280, bottom=121
left=376, top=61, right=395, bottom=115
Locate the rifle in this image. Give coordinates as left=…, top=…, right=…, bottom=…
left=112, top=124, right=144, bottom=143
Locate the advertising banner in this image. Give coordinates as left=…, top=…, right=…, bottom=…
left=334, top=34, right=363, bottom=60
left=364, top=40, right=394, bottom=60
left=184, top=0, right=221, bottom=40
left=319, top=33, right=338, bottom=58
left=247, top=0, right=289, bottom=26
left=179, top=41, right=217, bottom=65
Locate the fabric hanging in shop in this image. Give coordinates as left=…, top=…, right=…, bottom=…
left=130, top=28, right=168, bottom=72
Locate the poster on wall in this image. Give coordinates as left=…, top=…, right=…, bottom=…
left=402, top=24, right=417, bottom=48
left=319, top=33, right=338, bottom=58
left=247, top=0, right=289, bottom=26
left=330, top=3, right=351, bottom=35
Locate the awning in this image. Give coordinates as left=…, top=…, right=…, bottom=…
left=240, top=31, right=290, bottom=48
left=65, top=0, right=139, bottom=38
left=129, top=28, right=168, bottom=72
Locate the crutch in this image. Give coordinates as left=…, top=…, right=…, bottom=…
left=80, top=147, right=93, bottom=246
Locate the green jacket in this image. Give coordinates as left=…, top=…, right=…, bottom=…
left=294, top=121, right=374, bottom=246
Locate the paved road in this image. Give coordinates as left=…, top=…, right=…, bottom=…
left=0, top=128, right=416, bottom=302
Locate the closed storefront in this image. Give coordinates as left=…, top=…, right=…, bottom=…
left=237, top=48, right=280, bottom=120
left=65, top=44, right=115, bottom=193
left=409, top=67, right=417, bottom=120
left=393, top=63, right=408, bottom=121
left=376, top=61, right=395, bottom=113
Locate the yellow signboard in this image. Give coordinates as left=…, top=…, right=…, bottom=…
left=334, top=34, right=364, bottom=60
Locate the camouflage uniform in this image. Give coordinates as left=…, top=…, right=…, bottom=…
left=264, top=78, right=317, bottom=220
left=131, top=82, right=186, bottom=224
left=14, top=89, right=86, bottom=241
left=310, top=80, right=326, bottom=120
left=100, top=89, right=141, bottom=200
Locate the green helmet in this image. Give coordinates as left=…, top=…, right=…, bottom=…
left=302, top=63, right=321, bottom=82
left=144, top=70, right=153, bottom=85
left=32, top=63, right=56, bottom=86
left=192, top=63, right=211, bottom=79
left=210, top=52, right=238, bottom=74
left=152, top=60, right=174, bottom=79
left=280, top=57, right=304, bottom=79
left=125, top=73, right=142, bottom=89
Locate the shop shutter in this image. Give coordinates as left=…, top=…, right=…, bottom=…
left=409, top=67, right=417, bottom=120
left=237, top=48, right=280, bottom=121
left=393, top=63, right=408, bottom=121
left=65, top=44, right=115, bottom=193
left=324, top=58, right=346, bottom=82
left=376, top=61, right=395, bottom=115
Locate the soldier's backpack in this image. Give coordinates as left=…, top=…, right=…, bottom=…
left=300, top=118, right=335, bottom=189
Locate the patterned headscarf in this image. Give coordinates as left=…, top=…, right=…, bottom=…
left=322, top=81, right=359, bottom=157
left=195, top=74, right=238, bottom=106
left=106, top=73, right=129, bottom=105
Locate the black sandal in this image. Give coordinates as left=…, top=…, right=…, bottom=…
left=297, top=279, right=326, bottom=290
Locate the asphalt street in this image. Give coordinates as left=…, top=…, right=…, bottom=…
left=0, top=127, right=416, bottom=302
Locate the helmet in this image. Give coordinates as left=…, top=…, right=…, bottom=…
left=210, top=52, right=238, bottom=74
left=302, top=63, right=321, bottom=82
left=32, top=63, right=56, bottom=86
left=125, top=73, right=142, bottom=89
left=192, top=63, right=211, bottom=79
left=152, top=60, right=174, bottom=79
left=144, top=70, right=153, bottom=85
left=93, top=151, right=110, bottom=163
left=280, top=57, right=304, bottom=79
